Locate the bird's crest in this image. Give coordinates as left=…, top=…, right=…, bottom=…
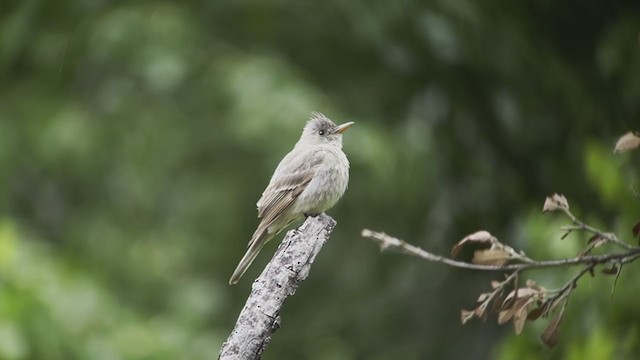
left=307, top=112, right=336, bottom=130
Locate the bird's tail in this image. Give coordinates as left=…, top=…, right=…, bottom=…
left=229, top=227, right=271, bottom=285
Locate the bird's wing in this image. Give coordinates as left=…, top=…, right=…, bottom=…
left=256, top=148, right=322, bottom=224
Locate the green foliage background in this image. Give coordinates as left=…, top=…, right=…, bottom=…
left=1, top=0, right=639, bottom=359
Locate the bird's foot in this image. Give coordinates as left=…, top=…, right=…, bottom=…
left=304, top=212, right=321, bottom=218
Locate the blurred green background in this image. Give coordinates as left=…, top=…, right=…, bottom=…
left=1, top=0, right=639, bottom=359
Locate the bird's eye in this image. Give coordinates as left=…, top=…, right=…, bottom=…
left=318, top=130, right=325, bottom=136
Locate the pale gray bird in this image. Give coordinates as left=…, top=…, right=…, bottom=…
left=229, top=112, right=353, bottom=285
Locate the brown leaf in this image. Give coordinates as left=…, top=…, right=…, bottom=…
left=580, top=235, right=608, bottom=256
left=614, top=132, right=640, bottom=154
left=472, top=248, right=510, bottom=266
left=587, top=234, right=601, bottom=245
left=451, top=230, right=495, bottom=258
left=513, top=298, right=536, bottom=335
left=460, top=309, right=475, bottom=325
left=540, top=307, right=565, bottom=348
left=492, top=292, right=504, bottom=313
left=527, top=306, right=544, bottom=321
left=503, top=288, right=538, bottom=306
left=552, top=194, right=569, bottom=209
left=602, top=264, right=619, bottom=275
left=632, top=222, right=640, bottom=238
left=525, top=279, right=546, bottom=292
left=542, top=196, right=558, bottom=212
left=477, top=293, right=491, bottom=303
left=498, top=297, right=529, bottom=325
left=542, top=193, right=569, bottom=212
left=498, top=308, right=514, bottom=324
left=490, top=280, right=501, bottom=289
left=474, top=303, right=489, bottom=321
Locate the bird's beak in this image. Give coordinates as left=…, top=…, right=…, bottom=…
left=335, top=122, right=355, bottom=134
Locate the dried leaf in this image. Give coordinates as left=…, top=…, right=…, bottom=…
left=540, top=307, right=565, bottom=348
left=477, top=293, right=491, bottom=303
left=474, top=303, right=489, bottom=321
left=602, top=264, right=619, bottom=275
left=632, top=222, right=640, bottom=239
left=542, top=197, right=557, bottom=212
left=580, top=235, right=608, bottom=256
left=451, top=230, right=495, bottom=258
left=587, top=234, right=601, bottom=245
left=472, top=248, right=510, bottom=266
left=498, top=309, right=514, bottom=324
left=614, top=132, right=640, bottom=154
left=525, top=279, right=546, bottom=292
left=503, top=288, right=538, bottom=305
left=552, top=194, right=569, bottom=209
left=492, top=292, right=504, bottom=313
left=513, top=298, right=536, bottom=334
left=490, top=280, right=501, bottom=289
left=498, top=297, right=529, bottom=324
left=460, top=309, right=475, bottom=324
left=542, top=193, right=569, bottom=212
left=527, top=306, right=544, bottom=321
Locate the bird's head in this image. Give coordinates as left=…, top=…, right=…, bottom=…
left=298, top=112, right=354, bottom=148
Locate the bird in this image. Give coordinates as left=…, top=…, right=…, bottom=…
left=229, top=112, right=353, bottom=285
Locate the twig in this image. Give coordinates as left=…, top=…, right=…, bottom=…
left=542, top=263, right=595, bottom=317
left=488, top=271, right=519, bottom=308
left=361, top=229, right=640, bottom=272
left=220, top=214, right=336, bottom=360
left=559, top=207, right=633, bottom=251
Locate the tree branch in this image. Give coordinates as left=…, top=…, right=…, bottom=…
left=361, top=192, right=640, bottom=348
left=558, top=207, right=633, bottom=251
left=219, top=214, right=336, bottom=360
left=360, top=229, right=640, bottom=272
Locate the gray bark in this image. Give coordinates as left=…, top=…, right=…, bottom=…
left=219, top=214, right=336, bottom=360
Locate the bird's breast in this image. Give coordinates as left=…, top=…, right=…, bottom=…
left=294, top=148, right=349, bottom=214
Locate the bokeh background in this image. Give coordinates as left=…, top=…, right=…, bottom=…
left=1, top=0, right=639, bottom=359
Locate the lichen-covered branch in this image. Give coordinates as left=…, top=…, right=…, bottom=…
left=219, top=214, right=336, bottom=360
